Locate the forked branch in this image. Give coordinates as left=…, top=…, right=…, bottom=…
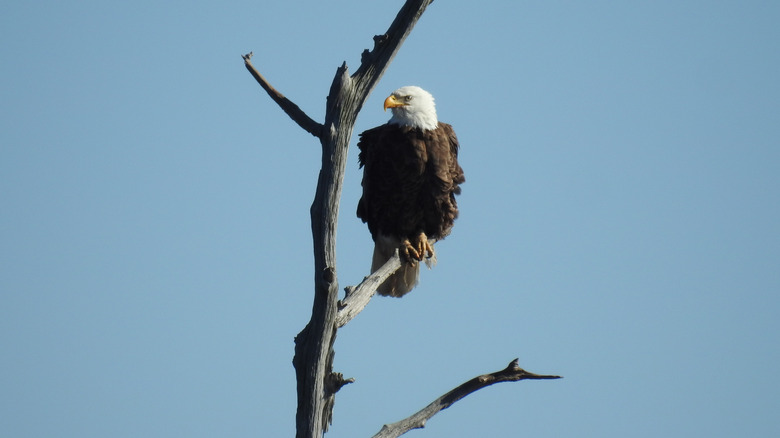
left=372, top=359, right=561, bottom=438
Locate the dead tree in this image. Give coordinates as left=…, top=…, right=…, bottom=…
left=243, top=1, right=559, bottom=437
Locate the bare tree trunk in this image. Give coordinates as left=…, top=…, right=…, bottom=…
left=243, top=1, right=559, bottom=437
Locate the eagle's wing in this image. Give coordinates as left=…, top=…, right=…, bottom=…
left=419, top=123, right=465, bottom=240
left=356, top=126, right=382, bottom=227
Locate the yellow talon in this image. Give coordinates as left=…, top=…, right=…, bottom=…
left=416, top=232, right=435, bottom=260
left=400, top=238, right=420, bottom=263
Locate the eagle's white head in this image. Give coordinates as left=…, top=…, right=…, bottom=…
left=384, top=86, right=438, bottom=131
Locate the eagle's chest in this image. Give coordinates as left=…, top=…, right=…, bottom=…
left=375, top=138, right=428, bottom=177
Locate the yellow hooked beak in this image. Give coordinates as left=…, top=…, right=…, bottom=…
left=383, top=94, right=407, bottom=111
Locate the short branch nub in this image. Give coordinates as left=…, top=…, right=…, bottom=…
left=326, top=372, right=355, bottom=395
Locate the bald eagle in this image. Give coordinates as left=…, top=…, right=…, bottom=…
left=357, top=86, right=465, bottom=297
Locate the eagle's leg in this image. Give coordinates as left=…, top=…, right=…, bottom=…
left=414, top=231, right=435, bottom=261
left=400, top=233, right=435, bottom=263
left=400, top=238, right=421, bottom=264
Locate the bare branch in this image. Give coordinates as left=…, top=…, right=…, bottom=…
left=351, top=0, right=433, bottom=90
left=372, top=359, right=562, bottom=438
left=242, top=52, right=323, bottom=138
left=336, top=249, right=403, bottom=328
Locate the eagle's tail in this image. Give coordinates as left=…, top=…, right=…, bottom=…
left=372, top=235, right=420, bottom=297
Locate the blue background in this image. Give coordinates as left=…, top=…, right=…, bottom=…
left=2, top=1, right=778, bottom=437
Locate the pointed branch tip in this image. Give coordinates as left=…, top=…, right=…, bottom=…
left=373, top=357, right=560, bottom=437
left=243, top=52, right=323, bottom=138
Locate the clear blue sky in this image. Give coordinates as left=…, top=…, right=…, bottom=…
left=2, top=1, right=779, bottom=437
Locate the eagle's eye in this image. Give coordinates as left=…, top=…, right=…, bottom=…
left=404, top=95, right=413, bottom=103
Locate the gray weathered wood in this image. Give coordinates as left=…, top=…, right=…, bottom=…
left=372, top=359, right=561, bottom=438
left=337, top=250, right=402, bottom=328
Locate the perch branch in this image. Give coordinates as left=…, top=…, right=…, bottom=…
left=242, top=52, right=323, bottom=138
left=372, top=359, right=562, bottom=438
left=336, top=249, right=403, bottom=328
